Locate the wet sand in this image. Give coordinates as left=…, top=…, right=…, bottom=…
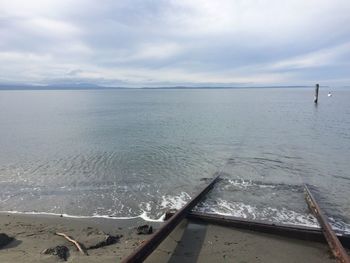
left=147, top=219, right=337, bottom=263
left=0, top=212, right=338, bottom=262
left=0, top=212, right=157, bottom=263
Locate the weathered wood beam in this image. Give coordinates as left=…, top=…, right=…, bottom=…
left=314, top=83, right=320, bottom=103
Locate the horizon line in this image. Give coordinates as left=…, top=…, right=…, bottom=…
left=0, top=84, right=337, bottom=91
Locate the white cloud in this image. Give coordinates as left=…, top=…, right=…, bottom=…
left=24, top=17, right=80, bottom=38
left=0, top=0, right=74, bottom=17
left=166, top=0, right=350, bottom=39
left=131, top=42, right=183, bottom=60
left=268, top=42, right=350, bottom=70
left=0, top=0, right=349, bottom=86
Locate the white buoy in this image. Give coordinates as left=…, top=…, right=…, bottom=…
left=328, top=92, right=332, bottom=97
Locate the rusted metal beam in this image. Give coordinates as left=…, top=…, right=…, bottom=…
left=304, top=184, right=350, bottom=263
left=170, top=211, right=350, bottom=248
left=121, top=175, right=221, bottom=263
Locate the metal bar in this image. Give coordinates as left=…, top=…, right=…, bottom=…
left=121, top=174, right=221, bottom=263
left=304, top=184, right=350, bottom=263
left=175, top=211, right=350, bottom=248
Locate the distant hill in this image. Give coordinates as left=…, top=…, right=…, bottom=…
left=0, top=83, right=127, bottom=90
left=0, top=83, right=313, bottom=90
left=141, top=85, right=312, bottom=90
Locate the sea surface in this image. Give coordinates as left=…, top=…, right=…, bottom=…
left=0, top=88, right=349, bottom=232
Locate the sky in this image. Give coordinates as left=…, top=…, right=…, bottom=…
left=1, top=0, right=350, bottom=87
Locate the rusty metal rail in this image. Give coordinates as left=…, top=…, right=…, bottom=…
left=121, top=174, right=221, bottom=263
left=166, top=210, right=350, bottom=248
left=304, top=184, right=350, bottom=263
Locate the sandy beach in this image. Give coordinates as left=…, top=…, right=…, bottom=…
left=0, top=212, right=339, bottom=262
left=149, top=219, right=338, bottom=263
left=0, top=212, right=157, bottom=263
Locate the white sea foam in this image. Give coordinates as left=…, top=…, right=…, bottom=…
left=160, top=192, right=190, bottom=210
left=139, top=211, right=165, bottom=222
left=195, top=199, right=320, bottom=228
left=137, top=201, right=165, bottom=222
left=227, top=179, right=275, bottom=189
left=0, top=210, right=165, bottom=222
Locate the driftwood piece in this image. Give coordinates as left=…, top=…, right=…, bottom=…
left=56, top=232, right=88, bottom=255
left=88, top=234, right=122, bottom=249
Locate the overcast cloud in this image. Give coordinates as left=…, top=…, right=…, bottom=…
left=1, top=0, right=350, bottom=87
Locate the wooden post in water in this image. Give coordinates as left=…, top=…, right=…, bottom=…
left=314, top=83, right=319, bottom=103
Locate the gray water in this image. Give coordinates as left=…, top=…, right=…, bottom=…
left=0, top=88, right=349, bottom=232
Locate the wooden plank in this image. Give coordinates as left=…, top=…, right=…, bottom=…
left=304, top=184, right=350, bottom=263
left=177, top=211, right=350, bottom=248
left=121, top=175, right=221, bottom=263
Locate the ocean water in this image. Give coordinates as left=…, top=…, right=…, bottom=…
left=0, top=88, right=349, bottom=232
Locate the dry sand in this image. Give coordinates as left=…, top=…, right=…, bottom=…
left=0, top=212, right=339, bottom=262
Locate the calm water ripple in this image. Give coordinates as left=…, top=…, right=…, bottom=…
left=0, top=88, right=349, bottom=232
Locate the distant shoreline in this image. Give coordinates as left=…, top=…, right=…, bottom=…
left=0, top=85, right=327, bottom=91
